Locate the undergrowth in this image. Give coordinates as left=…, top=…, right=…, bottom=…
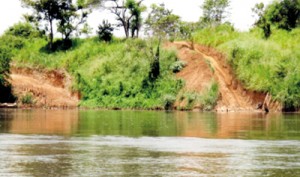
left=11, top=37, right=184, bottom=109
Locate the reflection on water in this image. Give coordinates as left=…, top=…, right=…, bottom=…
left=0, top=109, right=78, bottom=135
left=0, top=109, right=300, bottom=176
left=1, top=109, right=300, bottom=139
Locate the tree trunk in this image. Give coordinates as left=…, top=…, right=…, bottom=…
left=49, top=19, right=54, bottom=50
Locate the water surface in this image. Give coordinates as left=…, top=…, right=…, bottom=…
left=0, top=109, right=299, bottom=176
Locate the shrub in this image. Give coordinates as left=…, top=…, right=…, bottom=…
left=21, top=93, right=33, bottom=104
left=162, top=94, right=176, bottom=110
left=199, top=81, right=219, bottom=111
left=170, top=60, right=186, bottom=73
left=4, top=22, right=43, bottom=38
left=97, top=20, right=114, bottom=42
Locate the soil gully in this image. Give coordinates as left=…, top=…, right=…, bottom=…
left=169, top=41, right=281, bottom=112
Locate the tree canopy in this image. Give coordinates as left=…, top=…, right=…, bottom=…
left=200, top=0, right=230, bottom=26
left=144, top=3, right=180, bottom=39
left=21, top=0, right=92, bottom=50
left=104, top=0, right=145, bottom=38
left=253, top=0, right=300, bottom=38
left=264, top=0, right=300, bottom=31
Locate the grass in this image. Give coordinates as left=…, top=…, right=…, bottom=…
left=11, top=37, right=184, bottom=109
left=177, top=80, right=219, bottom=111
left=193, top=24, right=300, bottom=110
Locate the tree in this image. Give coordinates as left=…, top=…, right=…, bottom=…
left=253, top=0, right=300, bottom=38
left=56, top=0, right=90, bottom=42
left=264, top=0, right=300, bottom=31
left=200, top=0, right=230, bottom=26
left=21, top=0, right=92, bottom=50
left=144, top=3, right=180, bottom=39
left=106, top=0, right=145, bottom=38
left=252, top=3, right=271, bottom=38
left=126, top=0, right=145, bottom=37
left=97, top=20, right=114, bottom=42
left=21, top=0, right=61, bottom=49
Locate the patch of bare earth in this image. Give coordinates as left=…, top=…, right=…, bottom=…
left=9, top=67, right=79, bottom=108
left=167, top=41, right=281, bottom=112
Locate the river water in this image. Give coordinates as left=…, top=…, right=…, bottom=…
left=0, top=109, right=299, bottom=176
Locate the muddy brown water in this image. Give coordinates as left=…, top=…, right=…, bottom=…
left=0, top=109, right=300, bottom=176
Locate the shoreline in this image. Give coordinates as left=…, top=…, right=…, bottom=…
left=0, top=103, right=286, bottom=113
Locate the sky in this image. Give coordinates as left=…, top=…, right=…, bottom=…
left=0, top=0, right=273, bottom=36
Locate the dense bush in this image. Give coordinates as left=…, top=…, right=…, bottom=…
left=0, top=37, right=16, bottom=103
left=4, top=22, right=43, bottom=38
left=11, top=37, right=183, bottom=109
left=170, top=61, right=186, bottom=73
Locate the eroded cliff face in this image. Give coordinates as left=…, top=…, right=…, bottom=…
left=167, top=42, right=282, bottom=112
left=10, top=66, right=79, bottom=108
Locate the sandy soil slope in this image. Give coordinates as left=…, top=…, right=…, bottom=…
left=168, top=41, right=282, bottom=112
left=9, top=67, right=79, bottom=108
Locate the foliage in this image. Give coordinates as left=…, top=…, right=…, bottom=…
left=10, top=36, right=183, bottom=109
left=97, top=20, right=114, bottom=42
left=170, top=61, right=186, bottom=73
left=144, top=3, right=180, bottom=39
left=4, top=22, right=43, bottom=38
left=193, top=24, right=300, bottom=110
left=192, top=24, right=237, bottom=47
left=56, top=0, right=90, bottom=41
left=264, top=0, right=300, bottom=31
left=178, top=21, right=198, bottom=40
left=148, top=41, right=160, bottom=83
left=162, top=94, right=176, bottom=110
left=21, top=93, right=34, bottom=104
left=252, top=3, right=271, bottom=38
left=253, top=0, right=300, bottom=38
left=104, top=0, right=146, bottom=38
left=200, top=0, right=230, bottom=26
left=0, top=37, right=16, bottom=103
left=21, top=0, right=91, bottom=50
left=126, top=0, right=146, bottom=37
left=199, top=81, right=219, bottom=111
left=0, top=44, right=11, bottom=87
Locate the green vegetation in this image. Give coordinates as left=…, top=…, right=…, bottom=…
left=0, top=34, right=16, bottom=103
left=21, top=93, right=34, bottom=104
left=1, top=0, right=300, bottom=111
left=193, top=24, right=300, bottom=111
left=8, top=31, right=183, bottom=109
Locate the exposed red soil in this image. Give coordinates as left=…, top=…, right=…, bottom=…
left=9, top=67, right=79, bottom=108
left=167, top=41, right=282, bottom=112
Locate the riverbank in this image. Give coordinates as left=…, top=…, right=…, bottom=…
left=1, top=25, right=299, bottom=111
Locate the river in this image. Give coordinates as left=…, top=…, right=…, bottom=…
left=0, top=109, right=300, bottom=176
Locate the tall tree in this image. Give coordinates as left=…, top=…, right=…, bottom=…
left=144, top=3, right=180, bottom=39
left=57, top=0, right=90, bottom=41
left=253, top=0, right=300, bottom=38
left=200, top=0, right=230, bottom=26
left=264, top=0, right=300, bottom=31
left=21, top=0, right=60, bottom=49
left=252, top=3, right=271, bottom=38
left=106, top=0, right=145, bottom=38
left=126, top=0, right=145, bottom=38
left=21, top=0, right=93, bottom=49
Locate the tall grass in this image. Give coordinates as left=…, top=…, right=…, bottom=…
left=11, top=37, right=183, bottom=109
left=193, top=25, right=300, bottom=110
